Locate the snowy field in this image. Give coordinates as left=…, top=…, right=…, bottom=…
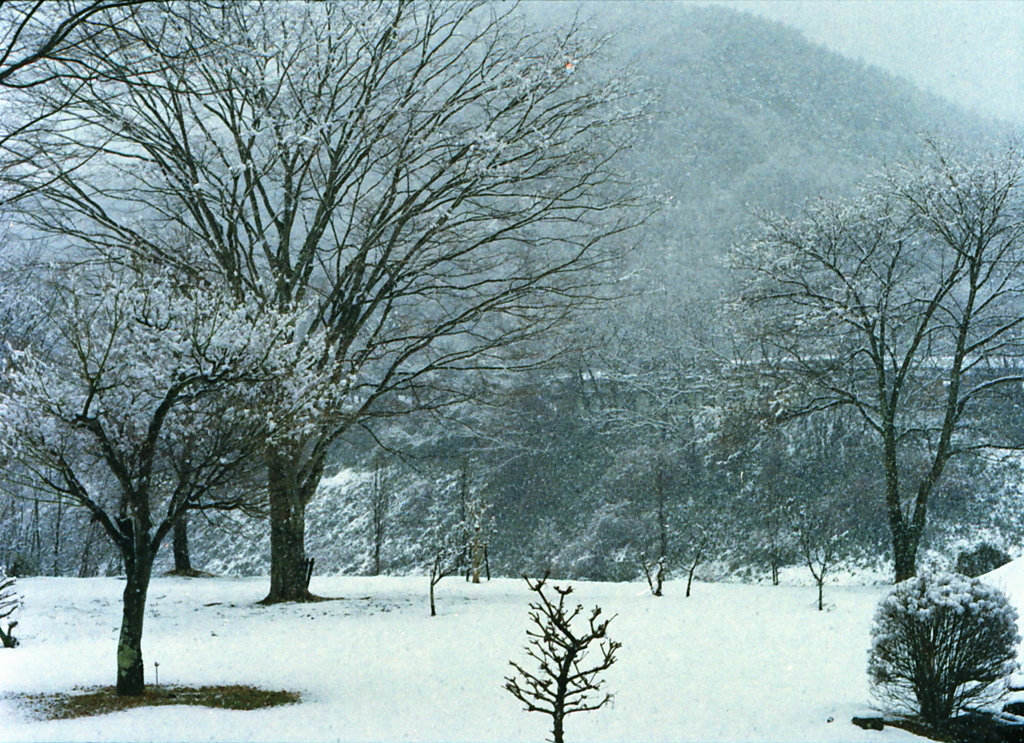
left=0, top=571, right=985, bottom=743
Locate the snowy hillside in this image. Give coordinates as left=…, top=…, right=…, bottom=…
left=0, top=574, right=939, bottom=743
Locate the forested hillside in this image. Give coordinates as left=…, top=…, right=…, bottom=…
left=0, top=2, right=1014, bottom=590
left=607, top=3, right=998, bottom=294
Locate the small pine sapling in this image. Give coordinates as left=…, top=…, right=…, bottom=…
left=504, top=574, right=620, bottom=743
left=0, top=566, right=21, bottom=648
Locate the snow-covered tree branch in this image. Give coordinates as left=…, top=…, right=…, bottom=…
left=730, top=142, right=1024, bottom=581
left=0, top=263, right=300, bottom=694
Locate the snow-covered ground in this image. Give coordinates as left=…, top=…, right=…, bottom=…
left=0, top=573, right=948, bottom=742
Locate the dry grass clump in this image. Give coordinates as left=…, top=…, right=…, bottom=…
left=11, top=684, right=300, bottom=720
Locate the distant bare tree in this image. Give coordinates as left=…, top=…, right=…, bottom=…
left=638, top=550, right=665, bottom=597
left=465, top=495, right=491, bottom=584
left=368, top=456, right=391, bottom=577
left=423, top=487, right=465, bottom=618
left=793, top=501, right=846, bottom=611
left=679, top=515, right=721, bottom=599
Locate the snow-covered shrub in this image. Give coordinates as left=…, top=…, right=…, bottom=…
left=868, top=572, right=1020, bottom=725
left=955, top=543, right=1011, bottom=578
left=0, top=566, right=20, bottom=648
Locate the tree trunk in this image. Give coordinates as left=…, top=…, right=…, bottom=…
left=470, top=535, right=484, bottom=584
left=553, top=709, right=565, bottom=743
left=173, top=514, right=192, bottom=574
left=0, top=621, right=16, bottom=648
left=429, top=555, right=441, bottom=617
left=52, top=498, right=62, bottom=575
left=893, top=524, right=920, bottom=583
left=266, top=489, right=312, bottom=603
left=817, top=579, right=824, bottom=611
left=263, top=457, right=319, bottom=603
left=31, top=496, right=41, bottom=573
left=78, top=522, right=96, bottom=578
left=552, top=658, right=572, bottom=743
left=885, top=462, right=919, bottom=582
left=116, top=550, right=153, bottom=696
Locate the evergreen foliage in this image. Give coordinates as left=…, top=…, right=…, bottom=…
left=956, top=544, right=1012, bottom=579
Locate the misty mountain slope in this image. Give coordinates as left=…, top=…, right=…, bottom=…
left=579, top=3, right=999, bottom=293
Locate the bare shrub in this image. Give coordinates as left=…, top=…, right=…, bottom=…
left=504, top=575, right=619, bottom=743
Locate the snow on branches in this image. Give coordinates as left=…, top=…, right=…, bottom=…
left=0, top=262, right=317, bottom=693
left=0, top=264, right=300, bottom=498
left=729, top=142, right=1024, bottom=581
left=0, top=565, right=20, bottom=648
left=869, top=572, right=1020, bottom=725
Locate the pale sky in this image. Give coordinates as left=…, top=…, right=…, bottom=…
left=709, top=0, right=1024, bottom=126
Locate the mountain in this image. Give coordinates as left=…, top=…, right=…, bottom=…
left=567, top=3, right=1004, bottom=297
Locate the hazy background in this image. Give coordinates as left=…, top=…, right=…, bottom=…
left=708, top=0, right=1024, bottom=126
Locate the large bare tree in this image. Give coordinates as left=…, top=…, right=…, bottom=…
left=20, top=1, right=648, bottom=601
left=731, top=143, right=1024, bottom=581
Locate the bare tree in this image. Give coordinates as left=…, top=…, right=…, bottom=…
left=504, top=574, right=619, bottom=743
left=638, top=550, right=666, bottom=597
left=422, top=479, right=467, bottom=617
left=792, top=501, right=846, bottom=611
left=20, top=0, right=648, bottom=602
left=367, top=455, right=391, bottom=577
left=731, top=143, right=1024, bottom=581
left=465, top=493, right=491, bottom=584
left=679, top=517, right=717, bottom=599
left=0, top=264, right=288, bottom=694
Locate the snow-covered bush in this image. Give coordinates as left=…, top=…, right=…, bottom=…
left=0, top=566, right=20, bottom=648
left=955, top=543, right=1011, bottom=578
left=868, top=572, right=1020, bottom=725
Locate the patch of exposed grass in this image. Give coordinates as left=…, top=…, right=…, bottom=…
left=11, top=684, right=301, bottom=720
